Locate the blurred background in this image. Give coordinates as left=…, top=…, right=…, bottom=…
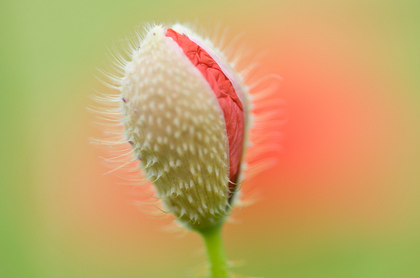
left=1, top=0, right=420, bottom=277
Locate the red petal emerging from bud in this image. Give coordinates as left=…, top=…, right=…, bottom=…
left=165, top=28, right=245, bottom=196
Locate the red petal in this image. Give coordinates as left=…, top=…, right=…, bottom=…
left=165, top=28, right=245, bottom=196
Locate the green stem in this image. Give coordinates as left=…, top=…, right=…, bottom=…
left=198, top=223, right=231, bottom=278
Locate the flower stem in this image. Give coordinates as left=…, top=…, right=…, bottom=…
left=198, top=223, right=231, bottom=278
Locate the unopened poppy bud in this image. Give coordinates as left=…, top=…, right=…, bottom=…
left=120, top=24, right=249, bottom=230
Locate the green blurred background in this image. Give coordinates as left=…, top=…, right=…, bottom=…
left=1, top=0, right=420, bottom=277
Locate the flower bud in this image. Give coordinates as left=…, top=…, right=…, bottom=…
left=118, top=24, right=249, bottom=230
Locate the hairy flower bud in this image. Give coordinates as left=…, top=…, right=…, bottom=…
left=120, top=24, right=249, bottom=230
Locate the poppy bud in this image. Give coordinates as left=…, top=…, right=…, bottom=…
left=120, top=24, right=249, bottom=230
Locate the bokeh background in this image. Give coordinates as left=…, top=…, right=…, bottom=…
left=1, top=0, right=420, bottom=277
